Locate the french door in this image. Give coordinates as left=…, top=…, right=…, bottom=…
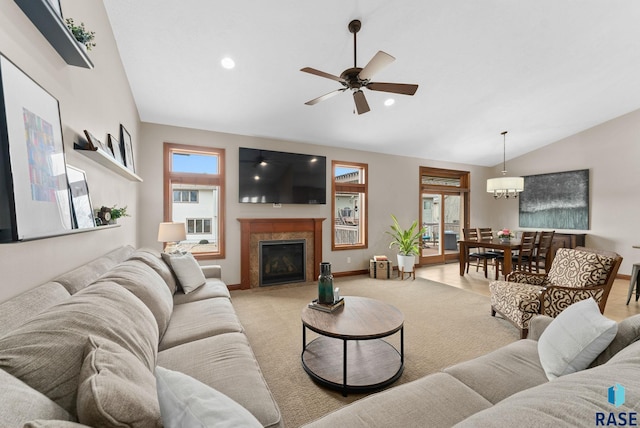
left=419, top=167, right=470, bottom=265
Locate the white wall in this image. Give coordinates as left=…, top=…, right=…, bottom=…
left=485, top=109, right=640, bottom=275
left=0, top=0, right=140, bottom=302
left=139, top=123, right=493, bottom=286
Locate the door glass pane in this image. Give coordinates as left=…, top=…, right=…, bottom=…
left=443, top=195, right=461, bottom=253
left=421, top=193, right=440, bottom=256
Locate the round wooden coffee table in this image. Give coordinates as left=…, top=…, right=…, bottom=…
left=301, top=296, right=404, bottom=396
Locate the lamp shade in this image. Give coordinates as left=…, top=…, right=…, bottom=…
left=157, top=222, right=186, bottom=242
left=486, top=176, right=524, bottom=193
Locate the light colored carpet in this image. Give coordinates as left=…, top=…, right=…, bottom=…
left=230, top=275, right=520, bottom=428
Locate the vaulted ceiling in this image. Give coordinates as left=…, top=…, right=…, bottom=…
left=104, top=0, right=640, bottom=166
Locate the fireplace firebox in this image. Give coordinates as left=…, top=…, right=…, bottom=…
left=259, top=239, right=306, bottom=286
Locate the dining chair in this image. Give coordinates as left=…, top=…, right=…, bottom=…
left=463, top=228, right=497, bottom=278
left=533, top=231, right=555, bottom=273
left=494, top=231, right=537, bottom=280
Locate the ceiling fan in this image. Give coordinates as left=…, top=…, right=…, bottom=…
left=301, top=19, right=419, bottom=115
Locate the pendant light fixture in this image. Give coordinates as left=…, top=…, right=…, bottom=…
left=486, top=131, right=524, bottom=199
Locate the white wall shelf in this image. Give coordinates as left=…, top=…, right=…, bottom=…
left=14, top=0, right=94, bottom=69
left=75, top=146, right=143, bottom=182
left=17, top=224, right=120, bottom=242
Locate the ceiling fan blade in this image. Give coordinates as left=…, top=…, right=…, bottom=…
left=358, top=51, right=395, bottom=81
left=353, top=90, right=370, bottom=115
left=367, top=82, right=419, bottom=96
left=300, top=67, right=344, bottom=83
left=304, top=88, right=347, bottom=106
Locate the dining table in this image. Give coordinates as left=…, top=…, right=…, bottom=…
left=458, top=238, right=521, bottom=277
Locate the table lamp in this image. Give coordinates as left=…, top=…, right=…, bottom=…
left=157, top=222, right=186, bottom=253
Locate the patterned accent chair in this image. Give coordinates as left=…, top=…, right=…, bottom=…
left=489, top=247, right=622, bottom=339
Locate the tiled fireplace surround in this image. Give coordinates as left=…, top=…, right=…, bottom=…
left=237, top=218, right=325, bottom=289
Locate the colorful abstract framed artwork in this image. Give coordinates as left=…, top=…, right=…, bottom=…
left=0, top=54, right=73, bottom=241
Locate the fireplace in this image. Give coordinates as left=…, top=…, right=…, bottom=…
left=259, top=239, right=306, bottom=286
left=237, top=218, right=325, bottom=289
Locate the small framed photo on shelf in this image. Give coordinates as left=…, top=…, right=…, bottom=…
left=120, top=124, right=135, bottom=173
left=83, top=130, right=111, bottom=156
left=66, top=165, right=95, bottom=229
left=108, top=133, right=124, bottom=164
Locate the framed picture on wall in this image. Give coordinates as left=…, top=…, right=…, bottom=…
left=0, top=54, right=73, bottom=241
left=66, top=165, right=95, bottom=229
left=120, top=124, right=135, bottom=173
left=108, top=133, right=124, bottom=164
left=83, top=129, right=111, bottom=156
left=46, top=0, right=62, bottom=18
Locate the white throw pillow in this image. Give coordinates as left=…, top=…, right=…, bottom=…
left=538, top=298, right=617, bottom=380
left=161, top=252, right=206, bottom=293
left=155, top=366, right=262, bottom=428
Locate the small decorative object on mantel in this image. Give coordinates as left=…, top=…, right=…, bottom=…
left=65, top=18, right=96, bottom=51
left=497, top=228, right=514, bottom=242
left=317, top=262, right=334, bottom=304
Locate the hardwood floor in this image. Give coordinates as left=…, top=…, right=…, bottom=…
left=415, top=262, right=640, bottom=322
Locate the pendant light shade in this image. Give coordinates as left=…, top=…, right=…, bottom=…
left=487, top=131, right=524, bottom=199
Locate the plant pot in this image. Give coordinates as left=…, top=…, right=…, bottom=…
left=397, top=254, right=415, bottom=273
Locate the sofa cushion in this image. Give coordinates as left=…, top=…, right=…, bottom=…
left=96, top=259, right=174, bottom=339
left=303, top=373, right=492, bottom=428
left=159, top=297, right=243, bottom=351
left=0, top=368, right=71, bottom=427
left=161, top=252, right=206, bottom=293
left=173, top=279, right=230, bottom=305
left=0, top=282, right=158, bottom=415
left=0, top=282, right=70, bottom=339
left=546, top=248, right=615, bottom=288
left=127, top=248, right=179, bottom=294
left=76, top=336, right=161, bottom=428
left=590, top=314, right=640, bottom=367
left=155, top=366, right=262, bottom=428
left=158, top=332, right=281, bottom=428
left=455, top=346, right=640, bottom=427
left=443, top=339, right=548, bottom=404
left=54, top=246, right=135, bottom=294
left=538, top=298, right=617, bottom=380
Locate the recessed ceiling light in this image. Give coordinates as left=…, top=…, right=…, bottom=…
left=221, top=57, right=235, bottom=69
left=384, top=98, right=395, bottom=107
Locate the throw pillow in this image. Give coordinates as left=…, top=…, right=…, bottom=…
left=77, top=336, right=162, bottom=428
left=161, top=252, right=206, bottom=294
left=589, top=313, right=640, bottom=367
left=538, top=298, right=617, bottom=380
left=155, top=366, right=262, bottom=428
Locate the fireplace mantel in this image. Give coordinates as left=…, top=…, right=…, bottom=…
left=237, top=218, right=325, bottom=289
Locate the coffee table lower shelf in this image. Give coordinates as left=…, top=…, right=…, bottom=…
left=301, top=335, right=404, bottom=396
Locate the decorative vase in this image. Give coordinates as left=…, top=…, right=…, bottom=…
left=318, top=262, right=334, bottom=304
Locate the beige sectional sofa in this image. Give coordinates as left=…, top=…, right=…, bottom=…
left=0, top=246, right=282, bottom=428
left=304, top=314, right=640, bottom=427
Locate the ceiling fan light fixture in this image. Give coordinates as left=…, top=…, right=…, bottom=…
left=384, top=98, right=395, bottom=107
left=487, top=131, right=524, bottom=199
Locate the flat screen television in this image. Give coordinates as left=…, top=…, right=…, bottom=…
left=239, top=147, right=326, bottom=204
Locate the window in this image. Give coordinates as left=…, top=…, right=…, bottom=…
left=187, top=218, right=212, bottom=234
left=173, top=190, right=198, bottom=203
left=163, top=143, right=225, bottom=259
left=332, top=161, right=367, bottom=250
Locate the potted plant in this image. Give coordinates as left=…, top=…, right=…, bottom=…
left=386, top=214, right=426, bottom=273
left=497, top=228, right=514, bottom=242
left=108, top=205, right=129, bottom=224
left=65, top=18, right=96, bottom=51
